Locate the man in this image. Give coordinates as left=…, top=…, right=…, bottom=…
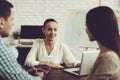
left=0, top=0, right=43, bottom=80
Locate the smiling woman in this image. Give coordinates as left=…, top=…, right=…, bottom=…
left=24, top=18, right=80, bottom=68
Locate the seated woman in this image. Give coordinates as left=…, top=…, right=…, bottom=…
left=24, top=18, right=80, bottom=68
left=86, top=6, right=120, bottom=80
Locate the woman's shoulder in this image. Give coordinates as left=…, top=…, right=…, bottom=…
left=104, top=51, right=119, bottom=61
left=99, top=51, right=120, bottom=67
left=56, top=41, right=70, bottom=50
left=95, top=51, right=120, bottom=74
left=56, top=41, right=68, bottom=47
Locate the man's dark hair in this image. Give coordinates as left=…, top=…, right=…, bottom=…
left=0, top=0, right=13, bottom=20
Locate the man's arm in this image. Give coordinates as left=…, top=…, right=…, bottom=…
left=0, top=46, right=42, bottom=80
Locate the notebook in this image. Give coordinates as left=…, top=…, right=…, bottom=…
left=64, top=50, right=99, bottom=76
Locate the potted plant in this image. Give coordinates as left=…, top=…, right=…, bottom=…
left=12, top=31, right=20, bottom=39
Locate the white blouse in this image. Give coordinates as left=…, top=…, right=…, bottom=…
left=24, top=39, right=79, bottom=67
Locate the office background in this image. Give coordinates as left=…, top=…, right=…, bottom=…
left=5, top=0, right=120, bottom=60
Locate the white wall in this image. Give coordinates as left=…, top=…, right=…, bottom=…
left=7, top=0, right=120, bottom=59
left=8, top=0, right=120, bottom=40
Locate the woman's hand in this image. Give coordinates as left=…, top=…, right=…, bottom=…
left=39, top=62, right=48, bottom=65
left=46, top=63, right=64, bottom=69
left=39, top=62, right=64, bottom=69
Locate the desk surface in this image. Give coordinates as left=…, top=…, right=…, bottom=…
left=45, top=68, right=87, bottom=80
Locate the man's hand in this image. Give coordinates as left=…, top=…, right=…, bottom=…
left=27, top=68, right=45, bottom=79
left=35, top=70, right=44, bottom=79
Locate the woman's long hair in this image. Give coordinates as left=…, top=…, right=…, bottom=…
left=86, top=6, right=120, bottom=57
